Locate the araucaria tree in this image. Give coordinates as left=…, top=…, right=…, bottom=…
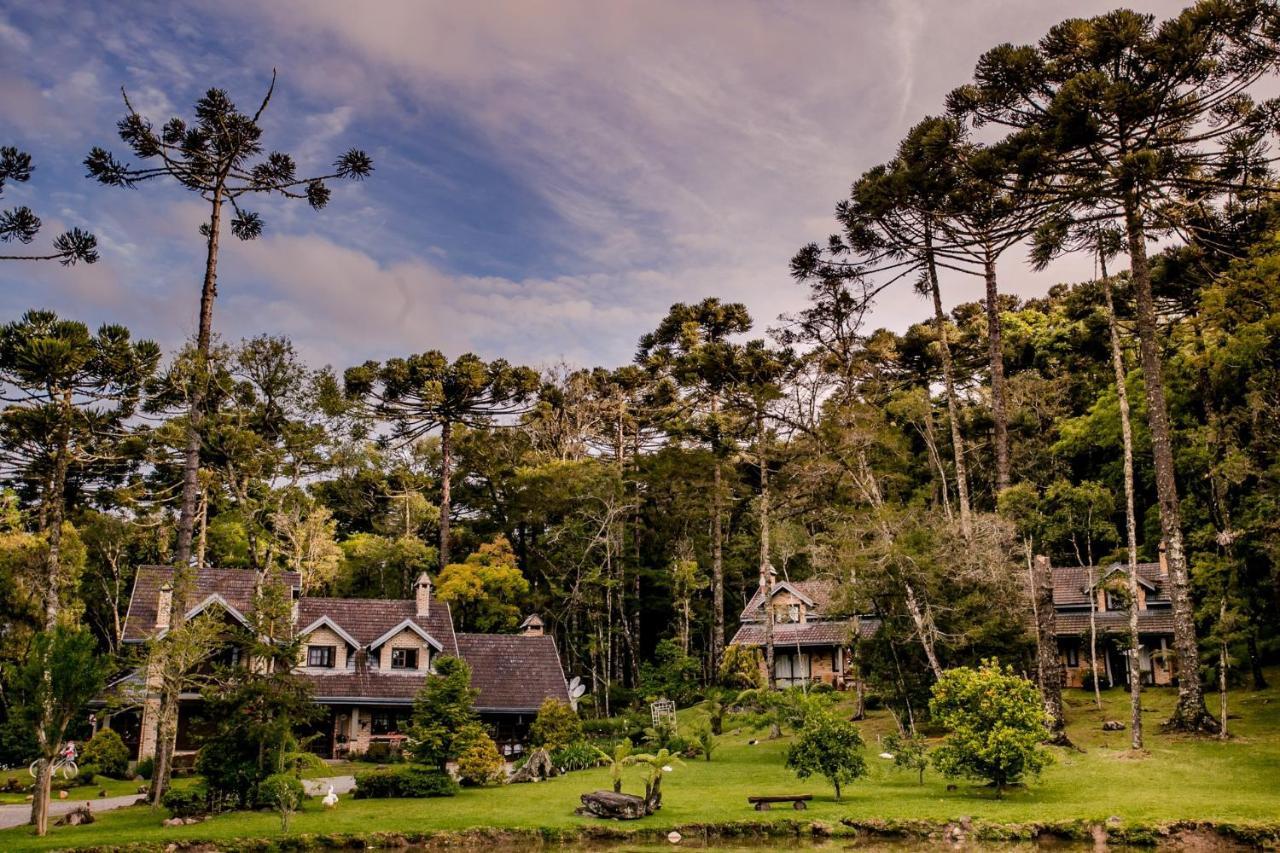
left=0, top=146, right=97, bottom=265
left=948, top=0, right=1280, bottom=732
left=84, top=73, right=373, bottom=571
left=344, top=352, right=539, bottom=567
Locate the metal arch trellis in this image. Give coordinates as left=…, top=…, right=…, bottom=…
left=650, top=699, right=677, bottom=732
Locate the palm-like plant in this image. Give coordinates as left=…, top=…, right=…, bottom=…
left=592, top=738, right=635, bottom=794
left=629, top=748, right=683, bottom=812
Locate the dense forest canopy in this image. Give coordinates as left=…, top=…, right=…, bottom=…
left=4, top=0, right=1280, bottom=788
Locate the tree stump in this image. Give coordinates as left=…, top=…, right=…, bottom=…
left=55, top=804, right=94, bottom=827
left=576, top=790, right=650, bottom=819
left=508, top=748, right=556, bottom=783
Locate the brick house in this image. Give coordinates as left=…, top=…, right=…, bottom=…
left=105, top=566, right=570, bottom=761
left=729, top=574, right=877, bottom=688
left=1051, top=558, right=1176, bottom=688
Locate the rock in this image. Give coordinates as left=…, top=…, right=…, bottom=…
left=1107, top=815, right=1122, bottom=825
left=58, top=789, right=69, bottom=799
left=183, top=816, right=201, bottom=825
left=1102, top=720, right=1126, bottom=731
left=163, top=817, right=183, bottom=827
left=509, top=748, right=556, bottom=783
left=667, top=830, right=682, bottom=843
left=959, top=816, right=972, bottom=830
left=137, top=785, right=149, bottom=794
left=810, top=821, right=833, bottom=837
left=946, top=784, right=958, bottom=792
left=578, top=790, right=652, bottom=820
left=98, top=789, right=107, bottom=797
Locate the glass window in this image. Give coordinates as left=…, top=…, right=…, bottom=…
left=1066, top=646, right=1079, bottom=667
left=390, top=648, right=419, bottom=669
left=370, top=711, right=404, bottom=735
left=307, top=645, right=336, bottom=668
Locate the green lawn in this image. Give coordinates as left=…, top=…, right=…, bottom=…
left=3, top=675, right=1278, bottom=851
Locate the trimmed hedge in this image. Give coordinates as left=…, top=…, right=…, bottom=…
left=162, top=785, right=207, bottom=817
left=82, top=729, right=130, bottom=779
left=353, top=765, right=458, bottom=799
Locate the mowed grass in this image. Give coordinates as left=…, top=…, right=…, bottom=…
left=2, top=674, right=1277, bottom=851
left=0, top=773, right=199, bottom=806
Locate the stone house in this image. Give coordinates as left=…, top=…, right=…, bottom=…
left=104, top=566, right=570, bottom=762
left=729, top=574, right=877, bottom=688
left=1051, top=557, right=1176, bottom=688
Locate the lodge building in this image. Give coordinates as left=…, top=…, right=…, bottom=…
left=102, top=566, right=570, bottom=761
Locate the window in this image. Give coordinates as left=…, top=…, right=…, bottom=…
left=307, top=645, right=336, bottom=668
left=1066, top=646, right=1079, bottom=667
left=1105, top=590, right=1126, bottom=611
left=370, top=711, right=404, bottom=735
left=390, top=647, right=419, bottom=670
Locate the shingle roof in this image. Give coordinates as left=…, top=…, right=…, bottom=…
left=740, top=577, right=844, bottom=621
left=730, top=618, right=879, bottom=648
left=1052, top=563, right=1169, bottom=607
left=297, top=597, right=458, bottom=656
left=299, top=669, right=426, bottom=703
left=123, top=566, right=301, bottom=642
left=1055, top=608, right=1175, bottom=636
left=455, top=633, right=571, bottom=713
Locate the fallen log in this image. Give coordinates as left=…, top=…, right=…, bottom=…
left=576, top=790, right=650, bottom=819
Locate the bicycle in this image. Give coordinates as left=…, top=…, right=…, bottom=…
left=29, top=753, right=78, bottom=781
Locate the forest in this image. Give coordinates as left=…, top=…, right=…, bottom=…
left=3, top=0, right=1280, bottom=837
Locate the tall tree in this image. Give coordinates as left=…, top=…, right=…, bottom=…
left=949, top=1, right=1280, bottom=731
left=0, top=146, right=97, bottom=265
left=84, top=73, right=372, bottom=573
left=344, top=351, right=539, bottom=567
left=637, top=298, right=752, bottom=669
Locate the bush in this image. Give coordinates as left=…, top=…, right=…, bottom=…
left=929, top=660, right=1051, bottom=795
left=259, top=772, right=304, bottom=829
left=134, top=756, right=154, bottom=780
left=353, top=765, right=458, bottom=799
left=81, top=729, right=130, bottom=779
left=639, top=639, right=703, bottom=706
left=456, top=734, right=504, bottom=786
left=162, top=785, right=207, bottom=818
left=717, top=644, right=765, bottom=689
left=0, top=717, right=38, bottom=769
left=74, top=763, right=99, bottom=786
left=360, top=741, right=404, bottom=764
left=529, top=699, right=582, bottom=750
left=550, top=740, right=604, bottom=773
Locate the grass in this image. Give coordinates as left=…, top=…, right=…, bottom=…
left=2, top=673, right=1277, bottom=851
left=0, top=773, right=202, bottom=806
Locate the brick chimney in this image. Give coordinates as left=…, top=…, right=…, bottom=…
left=519, top=613, right=545, bottom=637
left=155, top=582, right=173, bottom=632
left=1158, top=541, right=1168, bottom=579
left=415, top=573, right=433, bottom=618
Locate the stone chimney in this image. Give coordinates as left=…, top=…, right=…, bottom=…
left=519, top=613, right=545, bottom=637
left=155, top=582, right=173, bottom=632
left=415, top=573, right=433, bottom=618
left=1158, top=541, right=1168, bottom=579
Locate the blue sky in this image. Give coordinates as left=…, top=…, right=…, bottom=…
left=0, top=0, right=1184, bottom=371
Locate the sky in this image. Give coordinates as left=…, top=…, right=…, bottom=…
left=0, top=0, right=1189, bottom=373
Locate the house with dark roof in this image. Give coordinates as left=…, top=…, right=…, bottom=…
left=110, top=566, right=570, bottom=762
left=729, top=571, right=877, bottom=689
left=1050, top=555, right=1176, bottom=688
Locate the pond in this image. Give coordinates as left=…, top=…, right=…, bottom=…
left=315, top=839, right=1151, bottom=852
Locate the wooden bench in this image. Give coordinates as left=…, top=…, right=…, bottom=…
left=748, top=794, right=813, bottom=811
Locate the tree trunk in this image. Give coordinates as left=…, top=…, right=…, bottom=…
left=1123, top=204, right=1213, bottom=732
left=710, top=393, right=725, bottom=670
left=1219, top=597, right=1229, bottom=741
left=1101, top=267, right=1144, bottom=749
left=439, top=419, right=452, bottom=568
left=759, top=410, right=775, bottom=690
left=925, top=227, right=971, bottom=539
left=1032, top=555, right=1069, bottom=741
left=903, top=582, right=942, bottom=680
left=983, top=250, right=1010, bottom=495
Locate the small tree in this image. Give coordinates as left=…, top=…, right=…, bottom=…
left=629, top=748, right=682, bottom=812
left=717, top=644, right=765, bottom=690
left=529, top=698, right=582, bottom=750
left=929, top=660, right=1051, bottom=796
left=455, top=730, right=504, bottom=786
left=593, top=739, right=635, bottom=793
left=883, top=731, right=928, bottom=785
left=409, top=656, right=477, bottom=770
left=785, top=709, right=867, bottom=802
left=81, top=729, right=129, bottom=780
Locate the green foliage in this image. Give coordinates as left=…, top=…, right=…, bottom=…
left=353, top=765, right=458, bottom=799
left=337, top=533, right=436, bottom=599
left=785, top=709, right=867, bottom=801
left=883, top=730, right=929, bottom=784
left=592, top=738, right=634, bottom=793
left=456, top=731, right=505, bottom=786
left=435, top=535, right=530, bottom=632
left=161, top=785, right=207, bottom=818
left=74, top=763, right=99, bottom=786
left=81, top=729, right=129, bottom=780
left=409, top=656, right=478, bottom=769
left=258, top=773, right=304, bottom=830
left=134, top=757, right=154, bottom=781
left=694, top=726, right=716, bottom=762
left=929, top=660, right=1051, bottom=795
left=529, top=698, right=582, bottom=750
left=639, top=639, right=703, bottom=706
left=717, top=645, right=765, bottom=690
left=550, top=740, right=604, bottom=773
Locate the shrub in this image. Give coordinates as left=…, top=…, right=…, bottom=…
left=717, top=644, right=764, bottom=690
left=929, top=660, right=1051, bottom=796
left=362, top=741, right=404, bottom=764
left=550, top=740, right=604, bottom=773
left=353, top=765, right=458, bottom=799
left=134, top=756, right=154, bottom=780
left=162, top=785, right=207, bottom=817
left=639, top=639, right=703, bottom=706
left=74, top=763, right=99, bottom=786
left=258, top=773, right=304, bottom=830
left=529, top=699, right=582, bottom=750
left=456, top=734, right=504, bottom=786
left=81, top=729, right=130, bottom=779
left=785, top=710, right=867, bottom=801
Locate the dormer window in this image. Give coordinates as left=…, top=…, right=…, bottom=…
left=1105, top=590, right=1126, bottom=611
left=391, top=648, right=419, bottom=670
left=307, top=645, right=336, bottom=668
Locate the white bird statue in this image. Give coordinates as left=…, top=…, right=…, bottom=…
left=322, top=784, right=339, bottom=809
left=879, top=752, right=895, bottom=760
